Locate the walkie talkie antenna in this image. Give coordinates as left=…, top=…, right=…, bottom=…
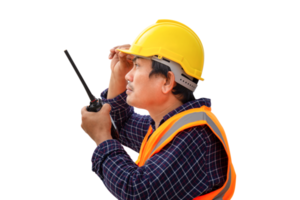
left=64, top=49, right=119, bottom=139
left=62, top=49, right=96, bottom=102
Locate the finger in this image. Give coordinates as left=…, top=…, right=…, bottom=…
left=115, top=45, right=130, bottom=56
left=118, top=51, right=128, bottom=64
left=120, top=44, right=131, bottom=48
left=112, top=43, right=131, bottom=49
left=106, top=52, right=112, bottom=60
left=118, top=52, right=134, bottom=69
left=109, top=45, right=122, bottom=59
left=79, top=105, right=86, bottom=115
left=109, top=48, right=117, bottom=59
left=107, top=45, right=119, bottom=58
left=113, top=45, right=129, bottom=51
left=127, top=54, right=134, bottom=62
left=108, top=48, right=115, bottom=52
left=119, top=50, right=125, bottom=56
left=116, top=45, right=130, bottom=51
left=81, top=106, right=88, bottom=115
left=113, top=51, right=119, bottom=60
left=109, top=44, right=131, bottom=59
left=113, top=45, right=121, bottom=49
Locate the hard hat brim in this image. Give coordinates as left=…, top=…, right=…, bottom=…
left=116, top=48, right=151, bottom=58
left=116, top=46, right=207, bottom=82
left=116, top=49, right=132, bottom=55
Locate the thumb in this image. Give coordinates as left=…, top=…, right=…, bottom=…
left=118, top=51, right=128, bottom=65
left=101, top=103, right=111, bottom=114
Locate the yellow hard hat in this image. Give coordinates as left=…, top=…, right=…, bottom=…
left=118, top=19, right=204, bottom=81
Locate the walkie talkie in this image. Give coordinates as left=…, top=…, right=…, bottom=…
left=64, top=50, right=119, bottom=139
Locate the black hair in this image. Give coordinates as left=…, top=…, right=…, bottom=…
left=149, top=60, right=198, bottom=104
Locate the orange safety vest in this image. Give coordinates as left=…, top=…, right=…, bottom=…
left=136, top=106, right=236, bottom=200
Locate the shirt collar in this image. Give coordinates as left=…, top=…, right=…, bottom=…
left=149, top=98, right=211, bottom=131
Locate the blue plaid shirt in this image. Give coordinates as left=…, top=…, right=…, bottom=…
left=92, top=89, right=228, bottom=200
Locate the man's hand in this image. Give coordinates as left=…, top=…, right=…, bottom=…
left=109, top=44, right=134, bottom=76
left=81, top=104, right=113, bottom=146
left=107, top=44, right=134, bottom=99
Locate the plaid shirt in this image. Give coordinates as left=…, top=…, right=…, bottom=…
left=92, top=89, right=228, bottom=200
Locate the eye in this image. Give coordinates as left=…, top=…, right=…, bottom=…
left=135, top=63, right=140, bottom=68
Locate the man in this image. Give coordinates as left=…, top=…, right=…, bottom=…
left=81, top=20, right=236, bottom=199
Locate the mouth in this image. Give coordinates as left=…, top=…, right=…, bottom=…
left=126, top=84, right=133, bottom=93
left=126, top=89, right=132, bottom=94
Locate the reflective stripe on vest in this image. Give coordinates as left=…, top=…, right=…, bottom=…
left=136, top=106, right=236, bottom=200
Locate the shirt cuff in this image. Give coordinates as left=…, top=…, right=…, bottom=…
left=89, top=139, right=128, bottom=183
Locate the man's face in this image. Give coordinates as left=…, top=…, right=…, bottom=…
left=125, top=58, right=166, bottom=109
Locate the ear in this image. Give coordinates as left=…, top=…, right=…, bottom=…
left=163, top=71, right=176, bottom=94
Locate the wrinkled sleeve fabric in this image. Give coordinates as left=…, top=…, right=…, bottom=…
left=100, top=89, right=151, bottom=152
left=92, top=125, right=214, bottom=200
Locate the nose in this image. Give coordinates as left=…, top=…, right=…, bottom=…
left=125, top=67, right=134, bottom=83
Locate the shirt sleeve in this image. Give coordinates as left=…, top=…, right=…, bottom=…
left=101, top=89, right=151, bottom=152
left=92, top=125, right=222, bottom=200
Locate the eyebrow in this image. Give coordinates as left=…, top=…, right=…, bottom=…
left=132, top=57, right=138, bottom=62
